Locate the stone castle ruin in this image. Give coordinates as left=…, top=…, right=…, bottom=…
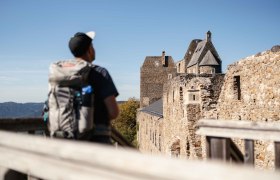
left=137, top=31, right=280, bottom=169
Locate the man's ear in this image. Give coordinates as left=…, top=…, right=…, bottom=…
left=86, top=46, right=91, bottom=56
left=88, top=44, right=93, bottom=53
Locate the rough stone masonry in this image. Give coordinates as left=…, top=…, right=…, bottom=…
left=137, top=31, right=280, bottom=169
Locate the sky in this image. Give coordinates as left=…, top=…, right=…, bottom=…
left=0, top=0, right=279, bottom=103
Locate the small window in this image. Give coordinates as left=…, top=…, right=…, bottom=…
left=233, top=76, right=241, bottom=100
left=180, top=87, right=183, bottom=102
left=189, top=94, right=198, bottom=101
left=192, top=94, right=196, bottom=101
left=168, top=74, right=172, bottom=79
left=187, top=90, right=200, bottom=103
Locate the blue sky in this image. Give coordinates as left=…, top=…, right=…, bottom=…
left=0, top=0, right=279, bottom=103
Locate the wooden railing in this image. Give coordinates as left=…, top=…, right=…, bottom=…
left=0, top=118, right=134, bottom=148
left=0, top=130, right=279, bottom=179
left=197, top=119, right=280, bottom=169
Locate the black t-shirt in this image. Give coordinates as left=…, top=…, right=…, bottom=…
left=88, top=65, right=119, bottom=126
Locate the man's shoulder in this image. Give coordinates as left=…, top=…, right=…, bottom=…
left=92, top=65, right=107, bottom=72
left=91, top=65, right=110, bottom=78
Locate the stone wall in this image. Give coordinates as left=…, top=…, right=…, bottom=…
left=187, top=66, right=221, bottom=75
left=138, top=73, right=225, bottom=159
left=176, top=59, right=186, bottom=73
left=200, top=66, right=216, bottom=74
left=137, top=111, right=163, bottom=154
left=202, top=74, right=225, bottom=119
left=161, top=75, right=186, bottom=158
left=187, top=65, right=198, bottom=74
left=216, top=48, right=280, bottom=169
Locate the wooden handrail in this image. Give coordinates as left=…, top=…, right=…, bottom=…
left=0, top=118, right=47, bottom=132
left=0, top=118, right=134, bottom=148
left=197, top=119, right=280, bottom=141
left=197, top=119, right=280, bottom=169
left=0, top=130, right=279, bottom=180
left=111, top=127, right=134, bottom=148
left=229, top=139, right=244, bottom=163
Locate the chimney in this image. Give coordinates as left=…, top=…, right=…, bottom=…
left=162, top=50, right=166, bottom=66
left=206, top=31, right=212, bottom=42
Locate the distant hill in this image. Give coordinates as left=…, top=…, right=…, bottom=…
left=0, top=102, right=44, bottom=118
left=117, top=101, right=126, bottom=104
left=0, top=101, right=127, bottom=118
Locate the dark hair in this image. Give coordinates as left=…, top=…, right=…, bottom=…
left=68, top=32, right=92, bottom=57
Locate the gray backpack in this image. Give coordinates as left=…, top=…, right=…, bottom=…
left=48, top=60, right=94, bottom=139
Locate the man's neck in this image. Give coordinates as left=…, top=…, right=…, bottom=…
left=75, top=57, right=91, bottom=63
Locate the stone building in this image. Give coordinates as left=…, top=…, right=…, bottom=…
left=176, top=31, right=222, bottom=74
left=138, top=31, right=224, bottom=158
left=137, top=99, right=163, bottom=154
left=215, top=46, right=280, bottom=169
left=140, top=51, right=177, bottom=108
left=137, top=30, right=280, bottom=169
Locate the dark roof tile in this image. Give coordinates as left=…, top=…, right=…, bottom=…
left=187, top=40, right=206, bottom=67
left=140, top=99, right=163, bottom=117
left=199, top=50, right=219, bottom=66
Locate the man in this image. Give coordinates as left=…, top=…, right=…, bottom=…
left=68, top=31, right=119, bottom=144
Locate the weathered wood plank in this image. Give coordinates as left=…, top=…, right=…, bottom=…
left=244, top=139, right=254, bottom=165
left=229, top=139, right=244, bottom=163
left=208, top=137, right=230, bottom=161
left=206, top=136, right=211, bottom=158
left=0, top=118, right=133, bottom=147
left=27, top=175, right=40, bottom=180
left=197, top=126, right=280, bottom=142
left=1, top=130, right=280, bottom=179
left=275, top=142, right=280, bottom=170
left=111, top=127, right=134, bottom=148
left=0, top=146, right=131, bottom=180
left=0, top=118, right=46, bottom=132
left=198, top=119, right=280, bottom=131
left=196, top=119, right=280, bottom=142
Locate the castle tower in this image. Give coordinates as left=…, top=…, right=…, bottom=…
left=140, top=51, right=176, bottom=108
left=186, top=31, right=222, bottom=74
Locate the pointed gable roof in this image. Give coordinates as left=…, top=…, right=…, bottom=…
left=199, top=50, right=219, bottom=66
left=187, top=40, right=207, bottom=67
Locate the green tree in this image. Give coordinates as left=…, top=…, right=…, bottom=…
left=112, top=98, right=139, bottom=146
